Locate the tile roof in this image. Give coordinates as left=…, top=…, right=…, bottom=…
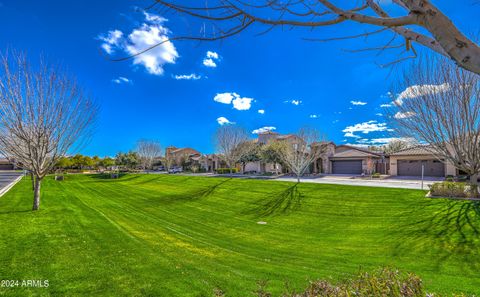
left=388, top=145, right=436, bottom=156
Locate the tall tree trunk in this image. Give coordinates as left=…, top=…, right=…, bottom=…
left=470, top=173, right=479, bottom=185
left=296, top=174, right=300, bottom=183
left=32, top=177, right=42, bottom=211
left=30, top=172, right=35, bottom=190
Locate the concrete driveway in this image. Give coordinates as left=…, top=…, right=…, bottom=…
left=0, top=171, right=23, bottom=197
left=274, top=174, right=441, bottom=190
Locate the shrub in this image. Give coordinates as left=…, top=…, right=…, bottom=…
left=216, top=168, right=238, bottom=174
left=429, top=181, right=479, bottom=198
left=372, top=172, right=381, bottom=178
left=240, top=268, right=430, bottom=297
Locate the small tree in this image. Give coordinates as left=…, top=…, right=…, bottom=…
left=390, top=56, right=480, bottom=185
left=99, top=157, right=115, bottom=170
left=277, top=128, right=327, bottom=183
left=115, top=152, right=139, bottom=171
left=214, top=125, right=249, bottom=174
left=0, top=52, right=97, bottom=210
left=136, top=139, right=162, bottom=170
left=261, top=141, right=285, bottom=175
left=238, top=142, right=262, bottom=173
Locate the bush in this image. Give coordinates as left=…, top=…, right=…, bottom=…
left=372, top=172, right=381, bottom=178
left=429, top=181, right=480, bottom=198
left=241, top=268, right=430, bottom=297
left=216, top=168, right=238, bottom=174
left=294, top=268, right=424, bottom=297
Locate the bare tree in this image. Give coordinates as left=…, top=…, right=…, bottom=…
left=0, top=52, right=97, bottom=210
left=136, top=139, right=162, bottom=171
left=383, top=139, right=416, bottom=154
left=277, top=128, right=327, bottom=183
left=137, top=1, right=480, bottom=74
left=390, top=55, right=480, bottom=184
left=214, top=125, right=249, bottom=174
left=163, top=148, right=174, bottom=171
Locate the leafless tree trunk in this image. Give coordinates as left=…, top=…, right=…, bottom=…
left=389, top=55, right=480, bottom=185
left=214, top=125, right=249, bottom=174
left=138, top=1, right=480, bottom=74
left=0, top=51, right=98, bottom=210
left=277, top=128, right=327, bottom=183
left=136, top=139, right=162, bottom=171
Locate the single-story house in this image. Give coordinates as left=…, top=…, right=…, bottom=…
left=316, top=144, right=388, bottom=175
left=388, top=146, right=456, bottom=177
left=240, top=132, right=389, bottom=175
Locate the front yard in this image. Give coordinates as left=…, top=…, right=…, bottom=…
left=0, top=174, right=479, bottom=296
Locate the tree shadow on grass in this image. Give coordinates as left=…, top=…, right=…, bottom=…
left=392, top=199, right=480, bottom=270
left=0, top=209, right=32, bottom=215
left=190, top=178, right=232, bottom=199
left=247, top=183, right=304, bottom=217
left=148, top=178, right=233, bottom=204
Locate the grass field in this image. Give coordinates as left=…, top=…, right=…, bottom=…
left=0, top=174, right=479, bottom=296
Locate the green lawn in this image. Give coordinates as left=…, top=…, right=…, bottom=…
left=0, top=174, right=479, bottom=296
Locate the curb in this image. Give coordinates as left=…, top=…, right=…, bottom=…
left=0, top=174, right=23, bottom=198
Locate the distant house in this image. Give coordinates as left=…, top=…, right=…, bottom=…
left=165, top=146, right=201, bottom=169
left=241, top=132, right=389, bottom=175
left=318, top=144, right=387, bottom=175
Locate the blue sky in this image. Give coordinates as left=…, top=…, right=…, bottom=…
left=0, top=1, right=477, bottom=156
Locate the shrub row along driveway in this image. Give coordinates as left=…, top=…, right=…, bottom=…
left=0, top=174, right=478, bottom=296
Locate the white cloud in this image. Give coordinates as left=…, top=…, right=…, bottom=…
left=350, top=100, right=367, bottom=106
left=396, top=83, right=450, bottom=105
left=252, top=126, right=276, bottom=134
left=98, top=12, right=178, bottom=76
left=380, top=103, right=392, bottom=108
left=213, top=92, right=253, bottom=110
left=143, top=11, right=167, bottom=23
left=174, top=73, right=201, bottom=80
left=258, top=109, right=265, bottom=114
left=309, top=114, right=319, bottom=118
left=394, top=111, right=416, bottom=119
left=206, top=51, right=219, bottom=59
left=355, top=137, right=414, bottom=145
left=232, top=97, right=253, bottom=111
left=203, top=58, right=217, bottom=67
left=203, top=51, right=220, bottom=68
left=112, top=76, right=132, bottom=84
left=342, top=120, right=392, bottom=138
left=216, top=117, right=234, bottom=125
left=285, top=99, right=302, bottom=106
left=98, top=30, right=123, bottom=54
left=214, top=92, right=236, bottom=104
left=375, top=113, right=383, bottom=116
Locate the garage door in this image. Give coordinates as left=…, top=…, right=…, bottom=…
left=0, top=164, right=13, bottom=170
left=332, top=160, right=362, bottom=174
left=397, top=160, right=444, bottom=177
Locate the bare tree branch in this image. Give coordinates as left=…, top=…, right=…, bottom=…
left=129, top=0, right=480, bottom=74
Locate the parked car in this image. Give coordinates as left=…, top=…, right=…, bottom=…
left=168, top=167, right=183, bottom=174
left=154, top=166, right=165, bottom=171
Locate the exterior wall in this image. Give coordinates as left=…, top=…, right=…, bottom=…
left=244, top=162, right=261, bottom=173
left=243, top=161, right=282, bottom=174
left=389, top=155, right=455, bottom=176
